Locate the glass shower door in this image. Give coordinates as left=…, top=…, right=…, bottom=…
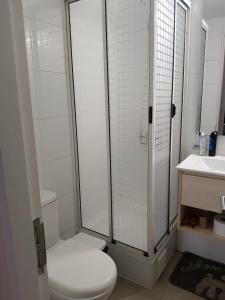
left=69, top=0, right=110, bottom=236
left=154, top=0, right=175, bottom=248
left=170, top=2, right=187, bottom=225
left=107, top=0, right=150, bottom=251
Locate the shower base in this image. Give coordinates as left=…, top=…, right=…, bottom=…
left=108, top=228, right=176, bottom=289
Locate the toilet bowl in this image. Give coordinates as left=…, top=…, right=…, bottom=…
left=40, top=190, right=117, bottom=300
left=47, top=239, right=117, bottom=300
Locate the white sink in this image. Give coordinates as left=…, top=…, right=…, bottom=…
left=177, top=155, right=225, bottom=177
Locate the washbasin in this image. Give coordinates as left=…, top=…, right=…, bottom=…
left=200, top=157, right=225, bottom=171
left=177, top=154, right=225, bottom=177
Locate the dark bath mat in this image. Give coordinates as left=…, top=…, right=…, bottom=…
left=169, top=252, right=225, bottom=300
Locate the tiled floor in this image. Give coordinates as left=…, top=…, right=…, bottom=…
left=109, top=252, right=202, bottom=300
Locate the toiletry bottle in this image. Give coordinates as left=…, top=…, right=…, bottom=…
left=208, top=131, right=218, bottom=156
left=199, top=130, right=206, bottom=156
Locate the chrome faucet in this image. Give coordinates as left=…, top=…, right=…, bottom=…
left=193, top=144, right=199, bottom=151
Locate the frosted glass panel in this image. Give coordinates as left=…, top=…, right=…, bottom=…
left=69, top=0, right=110, bottom=236
left=170, top=3, right=186, bottom=224
left=107, top=0, right=149, bottom=251
left=154, top=0, right=175, bottom=246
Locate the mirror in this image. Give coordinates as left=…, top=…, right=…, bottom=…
left=200, top=0, right=225, bottom=135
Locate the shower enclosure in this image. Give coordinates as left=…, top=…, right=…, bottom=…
left=66, top=0, right=189, bottom=258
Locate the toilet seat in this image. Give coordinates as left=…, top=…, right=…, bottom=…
left=47, top=239, right=117, bottom=299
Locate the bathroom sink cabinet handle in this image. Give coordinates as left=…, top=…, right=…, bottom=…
left=221, top=196, right=225, bottom=213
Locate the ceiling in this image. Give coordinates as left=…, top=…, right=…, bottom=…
left=203, top=0, right=225, bottom=19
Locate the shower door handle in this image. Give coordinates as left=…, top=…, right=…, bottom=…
left=139, top=119, right=148, bottom=145
left=140, top=133, right=148, bottom=145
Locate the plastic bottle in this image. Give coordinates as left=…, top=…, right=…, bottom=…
left=199, top=131, right=206, bottom=156
left=208, top=131, right=218, bottom=156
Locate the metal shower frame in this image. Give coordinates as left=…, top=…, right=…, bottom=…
left=64, top=0, right=191, bottom=260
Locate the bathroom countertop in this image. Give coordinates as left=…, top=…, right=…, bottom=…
left=176, top=154, right=225, bottom=177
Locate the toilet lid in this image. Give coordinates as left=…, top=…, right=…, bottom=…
left=47, top=239, right=117, bottom=299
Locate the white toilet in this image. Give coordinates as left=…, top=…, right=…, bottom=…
left=40, top=190, right=117, bottom=300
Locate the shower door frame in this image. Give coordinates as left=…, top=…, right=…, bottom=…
left=169, top=0, right=191, bottom=231
left=151, top=0, right=191, bottom=253
left=65, top=0, right=156, bottom=258
left=65, top=0, right=113, bottom=241
left=65, top=0, right=191, bottom=258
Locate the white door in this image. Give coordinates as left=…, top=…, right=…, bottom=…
left=0, top=0, right=49, bottom=299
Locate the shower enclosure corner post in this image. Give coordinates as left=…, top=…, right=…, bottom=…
left=102, top=0, right=113, bottom=243
left=147, top=0, right=157, bottom=258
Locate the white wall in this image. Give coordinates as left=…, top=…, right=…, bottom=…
left=22, top=0, right=76, bottom=238
left=182, top=0, right=204, bottom=157
left=201, top=17, right=225, bottom=135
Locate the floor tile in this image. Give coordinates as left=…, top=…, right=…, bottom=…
left=149, top=251, right=182, bottom=299
left=109, top=277, right=155, bottom=300
left=161, top=284, right=202, bottom=300
left=110, top=252, right=202, bottom=300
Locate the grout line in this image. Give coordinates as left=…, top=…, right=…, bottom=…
left=56, top=190, right=74, bottom=200
left=26, top=15, right=66, bottom=29
left=28, top=67, right=68, bottom=76
left=33, top=115, right=69, bottom=121
left=38, top=154, right=72, bottom=165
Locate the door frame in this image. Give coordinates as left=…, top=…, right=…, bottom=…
left=0, top=0, right=49, bottom=299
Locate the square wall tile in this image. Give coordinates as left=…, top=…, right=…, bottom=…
left=30, top=19, right=65, bottom=73
left=202, top=83, right=219, bottom=107
left=28, top=0, right=64, bottom=27
left=33, top=71, right=69, bottom=118
left=216, top=135, right=225, bottom=156
left=44, top=156, right=74, bottom=197
left=201, top=106, right=218, bottom=131
left=204, top=60, right=221, bottom=85
left=206, top=36, right=222, bottom=61
left=39, top=117, right=71, bottom=162
left=207, top=18, right=225, bottom=37
left=58, top=192, right=76, bottom=236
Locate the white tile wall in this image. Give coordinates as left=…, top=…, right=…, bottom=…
left=44, top=156, right=74, bottom=198
left=39, top=117, right=71, bottom=162
left=201, top=17, right=225, bottom=135
left=30, top=19, right=66, bottom=73
left=28, top=0, right=64, bottom=27
left=22, top=0, right=76, bottom=237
